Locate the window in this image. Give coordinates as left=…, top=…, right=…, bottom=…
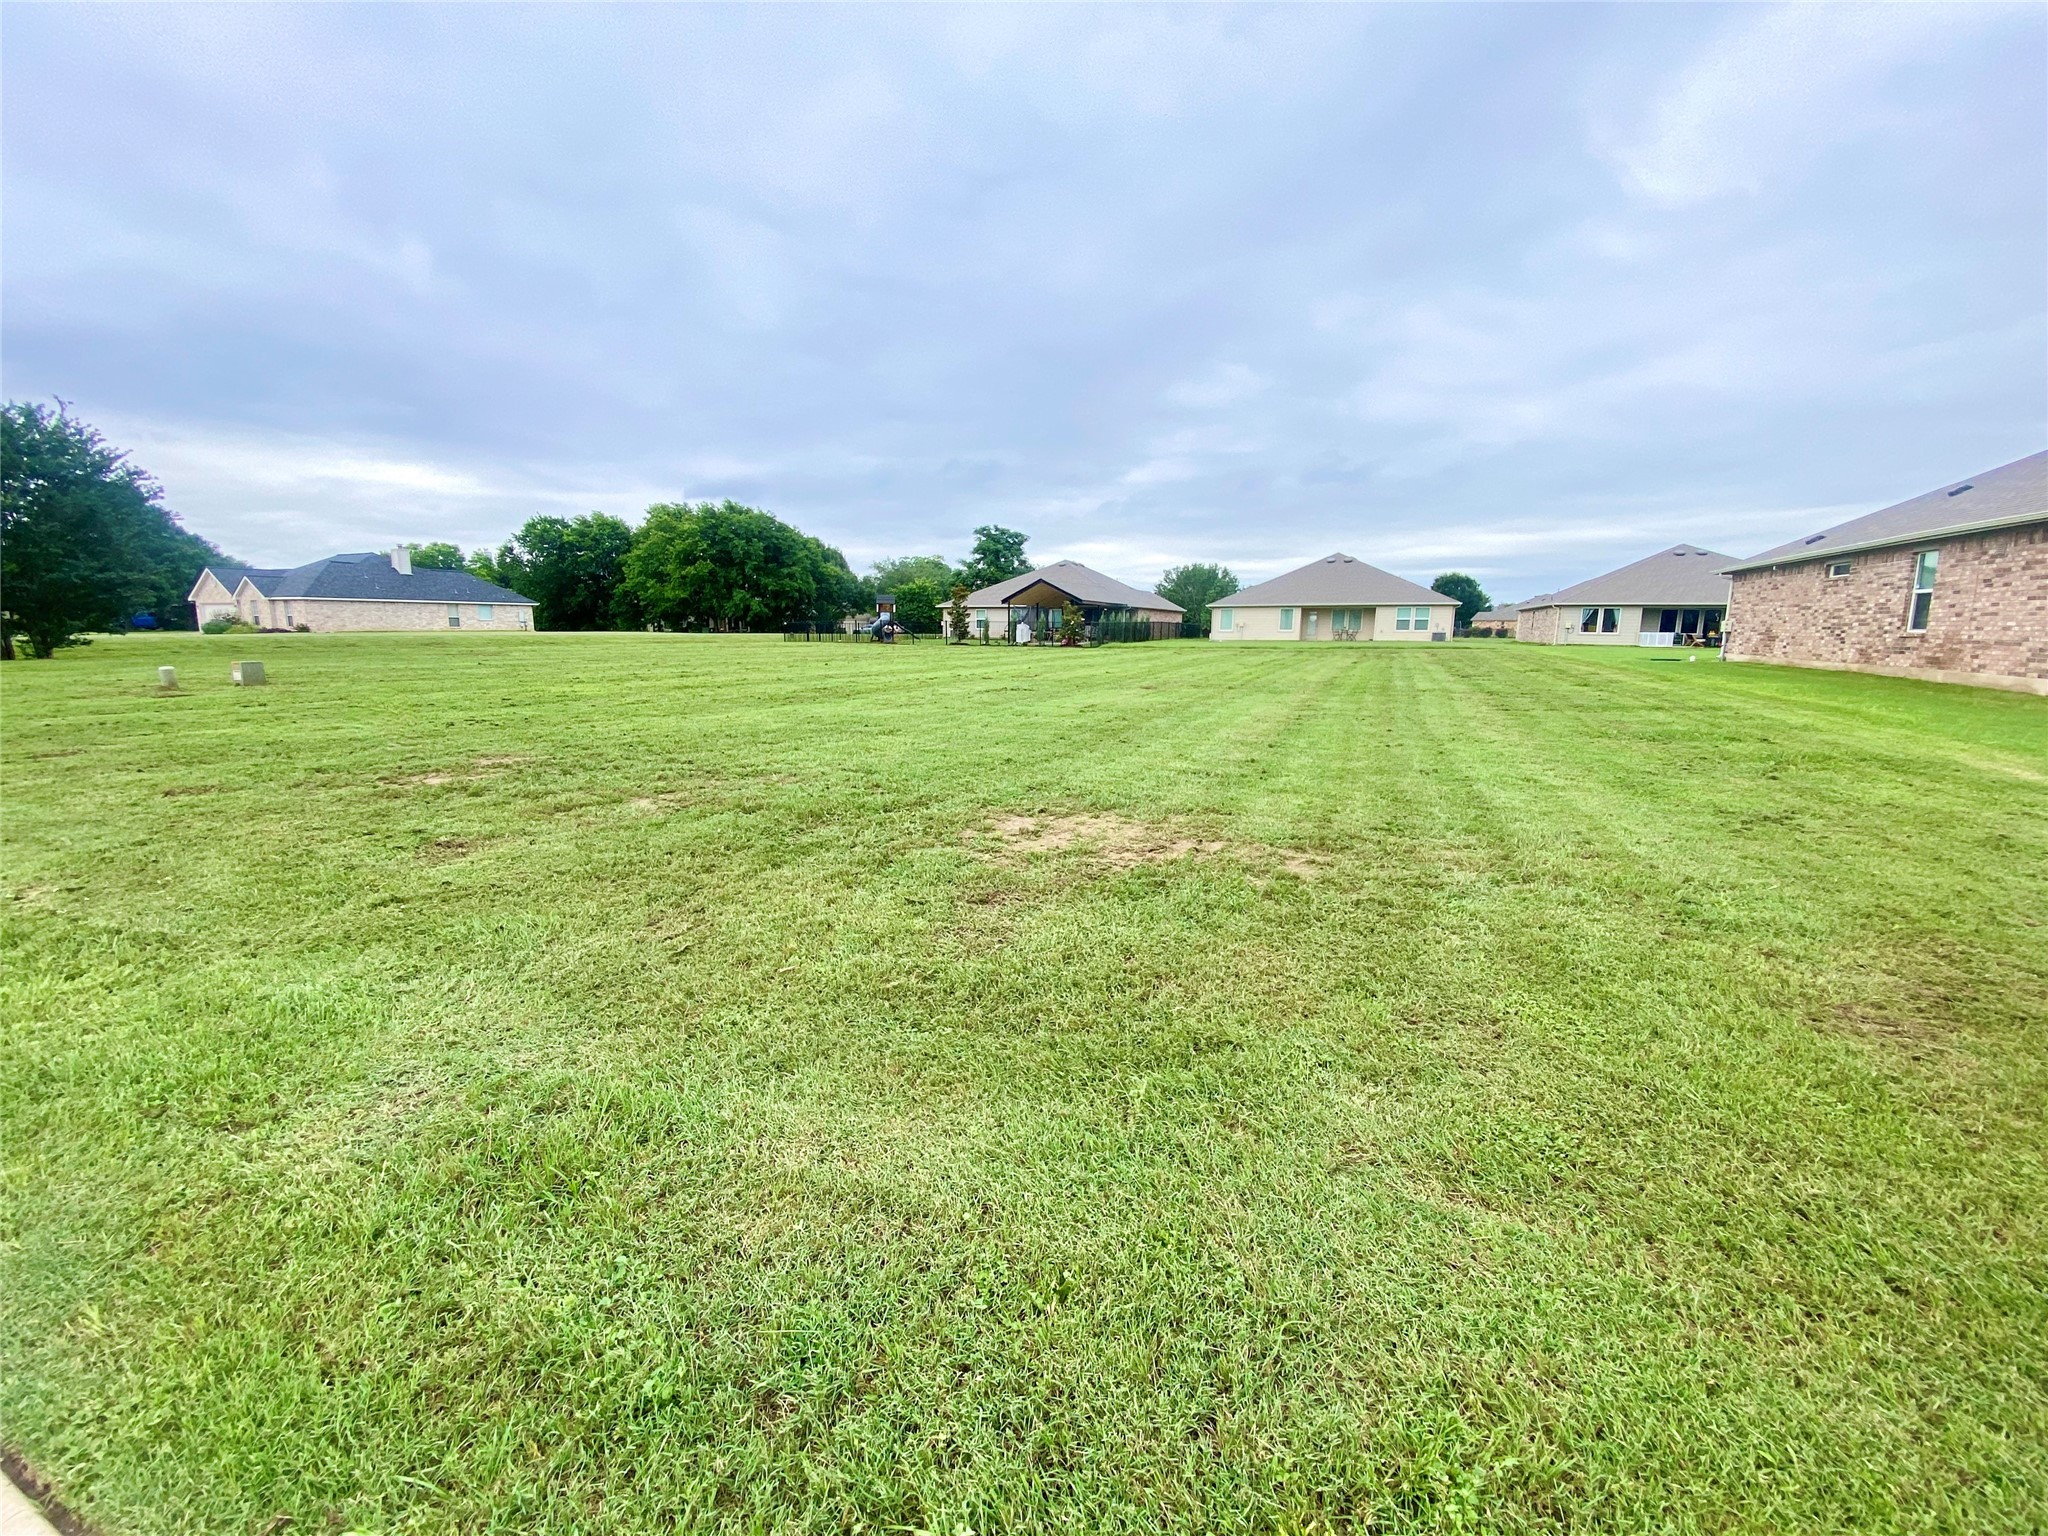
left=1600, top=608, right=1619, bottom=634
left=448, top=605, right=462, bottom=628
left=1333, top=608, right=1362, bottom=631
left=1280, top=607, right=1294, bottom=631
left=476, top=604, right=493, bottom=620
left=1909, top=550, right=1938, bottom=631
left=1825, top=560, right=1851, bottom=578
left=1217, top=608, right=1233, bottom=631
left=1395, top=606, right=1429, bottom=630
left=1580, top=607, right=1598, bottom=633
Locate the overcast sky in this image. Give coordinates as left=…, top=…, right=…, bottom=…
left=4, top=3, right=2043, bottom=599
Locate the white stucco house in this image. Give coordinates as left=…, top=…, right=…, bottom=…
left=1210, top=554, right=1455, bottom=641
left=188, top=548, right=536, bottom=633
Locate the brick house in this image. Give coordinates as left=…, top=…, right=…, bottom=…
left=1514, top=546, right=1736, bottom=646
left=1721, top=451, right=2046, bottom=694
left=188, top=547, right=536, bottom=632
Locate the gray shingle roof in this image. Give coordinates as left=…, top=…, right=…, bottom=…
left=264, top=553, right=529, bottom=604
left=1724, top=450, right=2048, bottom=573
left=1226, top=554, right=1442, bottom=607
left=1518, top=546, right=1736, bottom=609
left=199, top=565, right=289, bottom=595
left=962, top=560, right=1183, bottom=613
left=1472, top=605, right=1519, bottom=621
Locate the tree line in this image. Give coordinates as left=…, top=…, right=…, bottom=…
left=2, top=401, right=1491, bottom=655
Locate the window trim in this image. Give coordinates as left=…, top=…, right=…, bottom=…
left=1279, top=607, right=1294, bottom=631
left=1824, top=560, right=1851, bottom=579
left=1907, top=549, right=1938, bottom=633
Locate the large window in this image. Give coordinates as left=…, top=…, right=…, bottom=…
left=1217, top=608, right=1233, bottom=631
left=1334, top=608, right=1362, bottom=631
left=1580, top=607, right=1598, bottom=633
left=476, top=604, right=494, bottom=620
left=1395, top=606, right=1429, bottom=630
left=1909, top=550, right=1938, bottom=631
left=1279, top=607, right=1294, bottom=631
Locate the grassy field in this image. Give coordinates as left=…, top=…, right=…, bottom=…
left=2, top=632, right=2045, bottom=1535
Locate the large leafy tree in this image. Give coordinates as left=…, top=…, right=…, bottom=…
left=406, top=541, right=467, bottom=570
left=1157, top=562, right=1238, bottom=630
left=1431, top=572, right=1491, bottom=631
left=958, top=525, right=1031, bottom=590
left=1, top=401, right=227, bottom=658
left=621, top=500, right=857, bottom=631
left=871, top=555, right=957, bottom=594
left=892, top=579, right=943, bottom=634
left=486, top=513, right=637, bottom=629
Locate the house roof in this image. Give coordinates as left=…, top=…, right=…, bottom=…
left=1226, top=554, right=1442, bottom=607
left=199, top=552, right=533, bottom=605
left=1519, top=546, right=1736, bottom=609
left=1472, top=605, right=1519, bottom=622
left=1723, top=449, right=2048, bottom=573
left=962, top=560, right=1183, bottom=614
left=193, top=565, right=289, bottom=598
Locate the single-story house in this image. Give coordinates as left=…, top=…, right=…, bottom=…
left=189, top=547, right=536, bottom=632
left=1721, top=450, right=2046, bottom=694
left=954, top=560, right=1183, bottom=640
left=1210, top=554, right=1455, bottom=641
left=1469, top=604, right=1520, bottom=636
left=1515, top=546, right=1735, bottom=646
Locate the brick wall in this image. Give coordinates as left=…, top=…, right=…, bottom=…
left=256, top=599, right=535, bottom=632
left=1725, top=522, right=2047, bottom=687
left=1516, top=606, right=1561, bottom=644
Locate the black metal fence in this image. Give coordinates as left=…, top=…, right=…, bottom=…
left=783, top=625, right=922, bottom=642
left=1089, top=616, right=1208, bottom=643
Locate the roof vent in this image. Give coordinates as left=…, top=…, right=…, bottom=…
left=1803, top=535, right=1826, bottom=545
left=1947, top=483, right=1973, bottom=496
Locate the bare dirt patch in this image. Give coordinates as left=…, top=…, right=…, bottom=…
left=419, top=836, right=481, bottom=862
left=965, top=812, right=1324, bottom=879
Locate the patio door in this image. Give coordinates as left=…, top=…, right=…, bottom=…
left=1305, top=610, right=1320, bottom=639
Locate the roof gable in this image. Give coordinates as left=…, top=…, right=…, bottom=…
left=1726, top=450, right=2048, bottom=572
left=962, top=560, right=1182, bottom=613
left=1521, top=545, right=1736, bottom=609
left=1227, top=554, right=1442, bottom=607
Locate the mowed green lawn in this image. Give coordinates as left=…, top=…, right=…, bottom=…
left=3, top=633, right=2045, bottom=1535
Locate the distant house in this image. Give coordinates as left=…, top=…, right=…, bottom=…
left=954, top=560, right=1183, bottom=640
left=188, top=548, right=535, bottom=632
left=1210, top=554, right=1454, bottom=641
left=1515, top=546, right=1735, bottom=646
left=1721, top=450, right=2046, bottom=693
left=1469, top=604, right=1520, bottom=636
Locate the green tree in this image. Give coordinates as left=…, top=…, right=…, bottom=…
left=488, top=513, right=637, bottom=629
left=406, top=541, right=467, bottom=570
left=892, top=579, right=943, bottom=635
left=1157, top=562, right=1238, bottom=630
left=959, top=525, right=1030, bottom=590
left=1431, top=572, right=1491, bottom=632
left=1, top=401, right=227, bottom=658
left=946, top=583, right=972, bottom=642
left=871, top=555, right=958, bottom=594
left=1058, top=598, right=1087, bottom=646
left=621, top=500, right=856, bottom=632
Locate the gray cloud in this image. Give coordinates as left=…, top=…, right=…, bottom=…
left=4, top=2, right=2042, bottom=600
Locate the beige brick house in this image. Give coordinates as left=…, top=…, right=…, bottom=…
left=1514, top=546, right=1735, bottom=646
left=1721, top=450, right=2046, bottom=694
left=1210, top=554, right=1454, bottom=641
left=188, top=548, right=535, bottom=633
left=953, top=560, right=1184, bottom=640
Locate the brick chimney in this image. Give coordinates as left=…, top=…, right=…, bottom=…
left=391, top=545, right=413, bottom=576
